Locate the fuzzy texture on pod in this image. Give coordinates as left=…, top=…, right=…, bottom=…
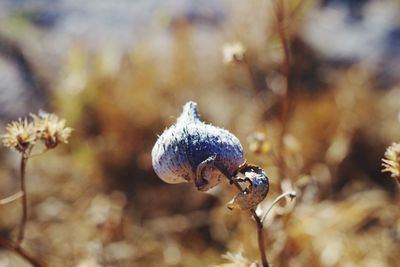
left=151, top=101, right=245, bottom=191
left=227, top=166, right=269, bottom=210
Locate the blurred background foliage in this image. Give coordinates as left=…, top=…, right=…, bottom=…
left=0, top=0, right=400, bottom=266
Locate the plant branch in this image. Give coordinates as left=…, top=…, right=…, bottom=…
left=261, top=191, right=296, bottom=223
left=243, top=56, right=261, bottom=92
left=275, top=0, right=290, bottom=124
left=220, top=165, right=269, bottom=267
left=250, top=209, right=269, bottom=267
left=0, top=191, right=23, bottom=205
left=17, top=152, right=29, bottom=245
left=273, top=0, right=291, bottom=181
left=0, top=235, right=45, bottom=267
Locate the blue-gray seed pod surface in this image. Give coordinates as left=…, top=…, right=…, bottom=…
left=151, top=101, right=245, bottom=191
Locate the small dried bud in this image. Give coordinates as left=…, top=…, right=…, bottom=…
left=1, top=119, right=36, bottom=152
left=247, top=132, right=271, bottom=155
left=151, top=101, right=245, bottom=190
left=382, top=142, right=400, bottom=182
left=222, top=42, right=246, bottom=64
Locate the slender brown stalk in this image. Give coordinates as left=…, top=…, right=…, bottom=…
left=275, top=0, right=290, bottom=123
left=220, top=165, right=269, bottom=267
left=273, top=0, right=291, bottom=181
left=0, top=235, right=45, bottom=267
left=251, top=209, right=269, bottom=267
left=261, top=191, right=296, bottom=223
left=17, top=152, right=29, bottom=245
left=243, top=56, right=261, bottom=92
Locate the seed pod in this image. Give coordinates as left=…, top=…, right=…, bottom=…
left=227, top=166, right=269, bottom=210
left=151, top=101, right=245, bottom=191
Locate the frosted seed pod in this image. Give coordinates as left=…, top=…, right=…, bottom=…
left=151, top=101, right=245, bottom=191
left=227, top=166, right=269, bottom=210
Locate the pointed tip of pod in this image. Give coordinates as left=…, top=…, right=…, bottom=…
left=177, top=101, right=201, bottom=123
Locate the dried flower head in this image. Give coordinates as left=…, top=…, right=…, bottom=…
left=222, top=42, right=246, bottom=64
left=1, top=119, right=36, bottom=152
left=382, top=142, right=400, bottom=182
left=31, top=111, right=72, bottom=149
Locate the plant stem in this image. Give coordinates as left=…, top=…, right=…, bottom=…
left=273, top=0, right=291, bottom=181
left=0, top=191, right=23, bottom=205
left=17, top=153, right=28, bottom=246
left=0, top=235, right=45, bottom=267
left=243, top=56, right=260, bottom=92
left=261, top=191, right=296, bottom=223
left=251, top=209, right=269, bottom=267
left=222, top=166, right=269, bottom=267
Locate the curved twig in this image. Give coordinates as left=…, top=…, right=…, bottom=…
left=261, top=191, right=296, bottom=223
left=0, top=191, right=23, bottom=205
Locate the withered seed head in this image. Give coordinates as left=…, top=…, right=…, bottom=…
left=1, top=119, right=36, bottom=152
left=31, top=111, right=73, bottom=149
left=382, top=142, right=400, bottom=180
left=1, top=111, right=72, bottom=153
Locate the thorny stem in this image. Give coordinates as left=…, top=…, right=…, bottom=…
left=17, top=152, right=29, bottom=246
left=0, top=235, right=45, bottom=267
left=261, top=191, right=296, bottom=223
